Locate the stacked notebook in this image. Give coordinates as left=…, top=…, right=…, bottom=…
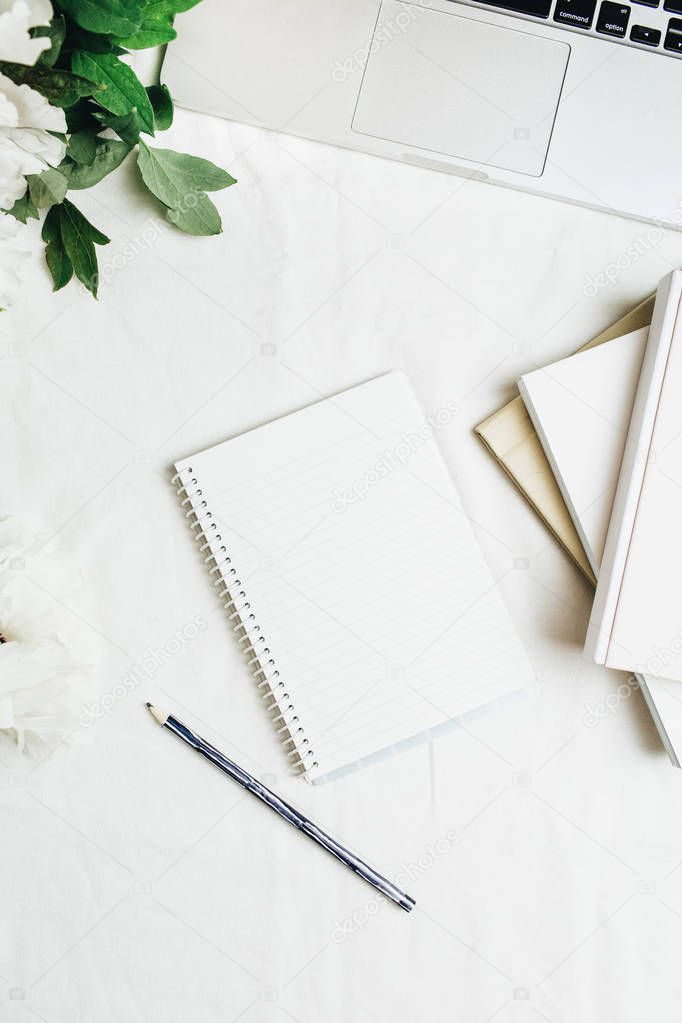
left=506, top=272, right=682, bottom=765
left=518, top=328, right=648, bottom=582
left=476, top=295, right=656, bottom=584
left=175, top=372, right=535, bottom=783
left=518, top=327, right=682, bottom=764
left=586, top=271, right=682, bottom=684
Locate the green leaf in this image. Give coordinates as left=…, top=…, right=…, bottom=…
left=7, top=192, right=39, bottom=224
left=166, top=192, right=222, bottom=236
left=32, top=15, right=66, bottom=67
left=41, top=206, right=73, bottom=292
left=41, top=200, right=109, bottom=296
left=89, top=85, right=169, bottom=144
left=0, top=61, right=98, bottom=107
left=137, top=140, right=235, bottom=237
left=65, top=100, right=102, bottom=134
left=64, top=200, right=110, bottom=246
left=58, top=199, right=110, bottom=298
left=67, top=130, right=98, bottom=165
left=62, top=139, right=131, bottom=189
left=116, top=23, right=177, bottom=49
left=71, top=51, right=155, bottom=134
left=56, top=0, right=143, bottom=37
left=114, top=0, right=202, bottom=48
left=27, top=168, right=69, bottom=209
left=137, top=140, right=236, bottom=205
left=147, top=84, right=173, bottom=131
left=92, top=108, right=142, bottom=145
left=68, top=24, right=128, bottom=55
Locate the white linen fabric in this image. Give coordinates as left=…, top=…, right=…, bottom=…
left=3, top=104, right=682, bottom=1022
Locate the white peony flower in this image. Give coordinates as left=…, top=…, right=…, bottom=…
left=0, top=638, right=83, bottom=751
left=0, top=70, right=66, bottom=211
left=0, top=0, right=66, bottom=214
left=0, top=0, right=67, bottom=306
left=0, top=0, right=53, bottom=64
left=0, top=212, right=31, bottom=308
left=0, top=517, right=90, bottom=752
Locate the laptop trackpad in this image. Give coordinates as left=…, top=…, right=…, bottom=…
left=352, top=0, right=569, bottom=177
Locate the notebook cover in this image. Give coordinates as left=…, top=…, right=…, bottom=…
left=517, top=328, right=648, bottom=580
left=586, top=272, right=682, bottom=679
left=474, top=296, right=656, bottom=583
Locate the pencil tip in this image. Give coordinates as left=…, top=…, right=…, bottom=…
left=146, top=703, right=169, bottom=726
left=145, top=702, right=152, bottom=708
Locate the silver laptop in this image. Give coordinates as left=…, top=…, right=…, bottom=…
left=163, top=0, right=682, bottom=228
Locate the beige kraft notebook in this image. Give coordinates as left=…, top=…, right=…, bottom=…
left=475, top=295, right=655, bottom=582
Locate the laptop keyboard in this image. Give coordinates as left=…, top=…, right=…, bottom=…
left=464, top=0, right=682, bottom=55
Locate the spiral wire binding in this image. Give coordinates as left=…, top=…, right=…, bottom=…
left=172, top=467, right=319, bottom=777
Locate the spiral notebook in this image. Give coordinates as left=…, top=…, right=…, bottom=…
left=174, top=372, right=534, bottom=783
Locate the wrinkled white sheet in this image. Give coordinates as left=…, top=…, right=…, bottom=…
left=3, top=105, right=682, bottom=1022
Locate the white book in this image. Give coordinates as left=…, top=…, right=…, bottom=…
left=519, top=326, right=682, bottom=766
left=585, top=271, right=682, bottom=682
left=175, top=372, right=535, bottom=783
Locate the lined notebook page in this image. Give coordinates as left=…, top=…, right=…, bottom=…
left=176, top=373, right=534, bottom=782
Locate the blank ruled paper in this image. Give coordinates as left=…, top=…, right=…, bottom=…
left=176, top=373, right=534, bottom=782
